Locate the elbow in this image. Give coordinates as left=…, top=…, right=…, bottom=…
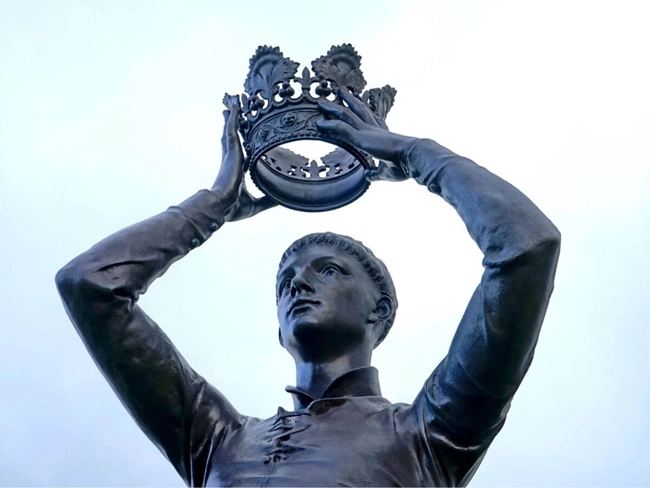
left=537, top=222, right=561, bottom=264
left=56, top=254, right=136, bottom=306
left=55, top=260, right=88, bottom=303
left=523, top=223, right=561, bottom=281
left=485, top=219, right=561, bottom=271
left=521, top=210, right=561, bottom=264
left=55, top=257, right=108, bottom=303
left=55, top=258, right=127, bottom=329
left=55, top=262, right=76, bottom=297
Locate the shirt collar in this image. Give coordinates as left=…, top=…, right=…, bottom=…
left=285, top=366, right=382, bottom=410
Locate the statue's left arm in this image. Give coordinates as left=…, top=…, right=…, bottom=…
left=318, top=89, right=561, bottom=485
left=401, top=137, right=560, bottom=483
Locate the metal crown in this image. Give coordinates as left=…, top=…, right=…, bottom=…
left=226, top=44, right=396, bottom=212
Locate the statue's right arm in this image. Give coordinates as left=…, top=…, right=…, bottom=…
left=55, top=97, right=275, bottom=486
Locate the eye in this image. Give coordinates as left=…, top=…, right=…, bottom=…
left=321, top=264, right=342, bottom=276
left=279, top=278, right=291, bottom=293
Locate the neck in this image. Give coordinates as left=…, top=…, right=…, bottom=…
left=294, top=349, right=372, bottom=400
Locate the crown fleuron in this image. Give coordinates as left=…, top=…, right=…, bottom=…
left=226, top=44, right=396, bottom=212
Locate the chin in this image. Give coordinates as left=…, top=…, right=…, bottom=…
left=290, top=318, right=367, bottom=352
left=290, top=317, right=328, bottom=340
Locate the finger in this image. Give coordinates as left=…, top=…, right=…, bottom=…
left=221, top=93, right=241, bottom=140
left=338, top=87, right=376, bottom=124
left=239, top=179, right=277, bottom=215
left=221, top=110, right=230, bottom=155
left=228, top=194, right=278, bottom=222
left=373, top=114, right=389, bottom=130
left=222, top=113, right=243, bottom=157
left=366, top=162, right=391, bottom=182
left=316, top=119, right=355, bottom=141
left=221, top=112, right=237, bottom=158
left=254, top=195, right=279, bottom=213
left=229, top=102, right=241, bottom=120
left=318, top=99, right=364, bottom=129
left=226, top=106, right=240, bottom=135
left=223, top=93, right=241, bottom=112
left=365, top=162, right=403, bottom=182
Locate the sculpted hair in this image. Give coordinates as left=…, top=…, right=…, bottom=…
left=278, top=232, right=398, bottom=347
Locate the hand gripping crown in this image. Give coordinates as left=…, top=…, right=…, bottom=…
left=225, top=44, right=396, bottom=212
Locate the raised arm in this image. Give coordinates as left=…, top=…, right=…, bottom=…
left=55, top=97, right=276, bottom=485
left=318, top=89, right=560, bottom=484
left=401, top=138, right=560, bottom=483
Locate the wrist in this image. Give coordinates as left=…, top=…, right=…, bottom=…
left=210, top=183, right=236, bottom=212
left=209, top=186, right=235, bottom=215
left=393, top=135, right=420, bottom=177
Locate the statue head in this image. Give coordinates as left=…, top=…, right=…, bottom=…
left=276, top=232, right=398, bottom=362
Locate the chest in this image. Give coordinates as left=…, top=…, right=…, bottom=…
left=205, top=401, right=432, bottom=487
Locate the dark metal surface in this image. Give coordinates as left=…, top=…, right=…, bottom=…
left=55, top=60, right=561, bottom=486
left=231, top=44, right=396, bottom=212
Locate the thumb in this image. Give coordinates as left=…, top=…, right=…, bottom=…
left=365, top=167, right=382, bottom=182
left=255, top=195, right=279, bottom=213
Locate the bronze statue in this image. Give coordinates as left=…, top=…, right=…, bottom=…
left=56, top=77, right=560, bottom=485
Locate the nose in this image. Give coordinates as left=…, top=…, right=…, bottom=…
left=290, top=271, right=314, bottom=297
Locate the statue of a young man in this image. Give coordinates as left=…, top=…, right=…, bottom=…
left=56, top=90, right=560, bottom=486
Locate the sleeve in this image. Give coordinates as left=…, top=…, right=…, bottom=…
left=403, top=139, right=561, bottom=486
left=55, top=189, right=244, bottom=486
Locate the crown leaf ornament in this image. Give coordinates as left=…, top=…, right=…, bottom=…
left=311, top=44, right=366, bottom=94
left=226, top=44, right=396, bottom=212
left=244, top=46, right=300, bottom=105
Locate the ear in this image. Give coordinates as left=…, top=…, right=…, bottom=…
left=278, top=328, right=285, bottom=348
left=369, top=296, right=395, bottom=348
left=368, top=296, right=394, bottom=324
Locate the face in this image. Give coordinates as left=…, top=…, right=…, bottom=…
left=276, top=244, right=381, bottom=360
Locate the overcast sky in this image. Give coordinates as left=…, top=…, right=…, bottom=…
left=1, top=0, right=649, bottom=486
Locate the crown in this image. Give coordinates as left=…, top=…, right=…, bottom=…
left=226, top=44, right=396, bottom=212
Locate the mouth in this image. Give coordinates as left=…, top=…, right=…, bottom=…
left=289, top=298, right=320, bottom=315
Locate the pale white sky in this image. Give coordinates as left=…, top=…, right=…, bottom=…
left=1, top=0, right=649, bottom=486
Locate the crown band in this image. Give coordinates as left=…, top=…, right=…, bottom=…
left=246, top=105, right=374, bottom=172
